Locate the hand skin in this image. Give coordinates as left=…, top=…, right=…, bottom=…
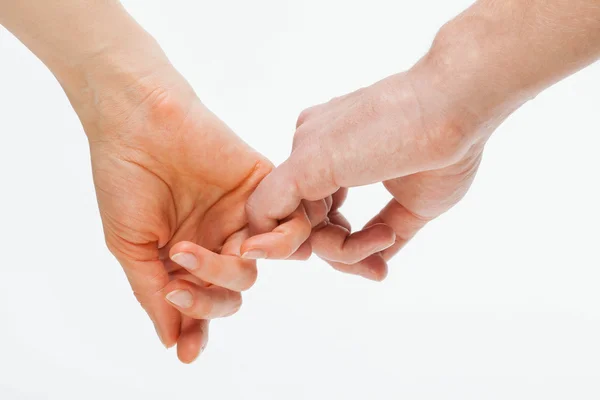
left=0, top=1, right=311, bottom=363
left=244, top=0, right=600, bottom=278
left=90, top=87, right=274, bottom=363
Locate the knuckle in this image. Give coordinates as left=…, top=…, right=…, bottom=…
left=296, top=111, right=308, bottom=128
left=290, top=153, right=334, bottom=201
left=324, top=196, right=333, bottom=212
left=245, top=199, right=258, bottom=219
left=248, top=158, right=275, bottom=187
left=296, top=106, right=318, bottom=127
left=224, top=293, right=243, bottom=317
left=131, top=269, right=168, bottom=310
left=245, top=196, right=270, bottom=229
left=300, top=216, right=313, bottom=237
left=279, top=243, right=298, bottom=259
left=292, top=126, right=312, bottom=150
left=194, top=297, right=214, bottom=319
left=233, top=294, right=243, bottom=313
left=305, top=200, right=328, bottom=227
left=315, top=244, right=359, bottom=265
left=237, top=267, right=258, bottom=292
left=299, top=252, right=311, bottom=261
left=423, top=119, right=471, bottom=166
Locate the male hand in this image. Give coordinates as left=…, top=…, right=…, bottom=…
left=243, top=0, right=600, bottom=279
left=243, top=61, right=509, bottom=280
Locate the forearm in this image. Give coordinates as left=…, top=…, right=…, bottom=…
left=417, top=0, right=600, bottom=124
left=0, top=1, right=178, bottom=125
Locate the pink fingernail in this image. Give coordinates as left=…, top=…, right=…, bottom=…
left=171, top=252, right=198, bottom=270
left=374, top=242, right=394, bottom=253
left=241, top=250, right=266, bottom=260
left=166, top=290, right=194, bottom=309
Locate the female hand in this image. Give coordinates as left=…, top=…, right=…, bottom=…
left=86, top=72, right=311, bottom=362
left=0, top=0, right=312, bottom=362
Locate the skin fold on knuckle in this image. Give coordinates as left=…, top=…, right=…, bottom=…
left=131, top=268, right=171, bottom=309
left=230, top=294, right=243, bottom=316
left=189, top=294, right=213, bottom=319
left=219, top=291, right=243, bottom=318
left=276, top=242, right=298, bottom=259
left=296, top=109, right=313, bottom=128
left=315, top=244, right=359, bottom=265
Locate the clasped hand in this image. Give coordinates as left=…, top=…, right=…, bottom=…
left=84, top=49, right=501, bottom=364
left=3, top=0, right=597, bottom=367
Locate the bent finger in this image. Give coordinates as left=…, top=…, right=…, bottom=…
left=310, top=220, right=396, bottom=265
left=329, top=210, right=351, bottom=231
left=331, top=188, right=348, bottom=211
left=286, top=240, right=312, bottom=261
left=364, top=200, right=431, bottom=261
left=169, top=241, right=257, bottom=292
left=325, top=253, right=389, bottom=282
left=161, top=280, right=243, bottom=320
left=303, top=199, right=330, bottom=227
left=241, top=205, right=312, bottom=260
left=246, top=157, right=339, bottom=235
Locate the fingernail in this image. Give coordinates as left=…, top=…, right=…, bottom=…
left=241, top=249, right=266, bottom=260
left=171, top=252, right=198, bottom=270
left=166, top=290, right=194, bottom=309
left=360, top=272, right=376, bottom=281
left=360, top=268, right=382, bottom=282
left=373, top=242, right=394, bottom=253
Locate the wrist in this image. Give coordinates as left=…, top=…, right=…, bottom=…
left=61, top=35, right=176, bottom=124
left=66, top=41, right=191, bottom=141
left=2, top=2, right=154, bottom=91
left=52, top=18, right=174, bottom=118
left=1, top=1, right=187, bottom=139
left=58, top=30, right=196, bottom=143
left=411, top=15, right=534, bottom=133
left=415, top=0, right=600, bottom=129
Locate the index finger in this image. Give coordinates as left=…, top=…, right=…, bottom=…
left=240, top=204, right=312, bottom=260
left=245, top=156, right=339, bottom=235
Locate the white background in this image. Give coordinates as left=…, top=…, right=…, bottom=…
left=1, top=0, right=600, bottom=399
